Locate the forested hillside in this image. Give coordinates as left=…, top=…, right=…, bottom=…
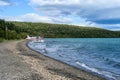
left=0, top=19, right=27, bottom=40
left=0, top=19, right=120, bottom=40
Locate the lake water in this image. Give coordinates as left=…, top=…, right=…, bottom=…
left=28, top=38, right=120, bottom=80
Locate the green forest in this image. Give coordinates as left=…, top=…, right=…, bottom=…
left=0, top=19, right=120, bottom=40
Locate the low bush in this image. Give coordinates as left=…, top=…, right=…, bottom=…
left=0, top=38, right=4, bottom=42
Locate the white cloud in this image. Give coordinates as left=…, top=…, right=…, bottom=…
left=29, top=0, right=120, bottom=20
left=89, top=23, right=120, bottom=31
left=29, top=0, right=120, bottom=30
left=1, top=0, right=120, bottom=31
left=30, top=0, right=80, bottom=6
left=1, top=12, right=120, bottom=30
left=52, top=17, right=72, bottom=23
left=0, top=0, right=11, bottom=6
left=29, top=0, right=120, bottom=10
left=0, top=0, right=18, bottom=7
left=20, top=13, right=52, bottom=22
left=30, top=0, right=120, bottom=8
left=0, top=13, right=72, bottom=24
left=0, top=13, right=52, bottom=22
left=78, top=0, right=120, bottom=9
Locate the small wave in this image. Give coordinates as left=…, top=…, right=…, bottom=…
left=28, top=39, right=120, bottom=80
left=113, top=63, right=120, bottom=69
left=104, top=58, right=120, bottom=69
left=45, top=48, right=58, bottom=53
left=45, top=45, right=61, bottom=53
left=76, top=61, right=116, bottom=80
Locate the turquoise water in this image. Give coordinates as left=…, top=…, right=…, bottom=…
left=28, top=38, right=120, bottom=80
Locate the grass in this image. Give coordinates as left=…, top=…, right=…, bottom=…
left=0, top=38, right=4, bottom=42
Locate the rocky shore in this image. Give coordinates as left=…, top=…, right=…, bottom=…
left=0, top=40, right=106, bottom=80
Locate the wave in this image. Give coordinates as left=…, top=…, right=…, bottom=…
left=76, top=61, right=119, bottom=80
left=104, top=58, right=120, bottom=69
left=45, top=45, right=61, bottom=53
left=28, top=39, right=120, bottom=80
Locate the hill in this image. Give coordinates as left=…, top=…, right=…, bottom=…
left=10, top=21, right=120, bottom=38
left=0, top=19, right=120, bottom=39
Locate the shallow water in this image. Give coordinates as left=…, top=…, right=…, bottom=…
left=28, top=38, right=120, bottom=80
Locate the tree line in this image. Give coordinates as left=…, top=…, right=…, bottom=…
left=0, top=19, right=27, bottom=40
left=0, top=19, right=120, bottom=40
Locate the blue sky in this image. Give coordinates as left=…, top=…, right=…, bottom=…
left=0, top=0, right=120, bottom=31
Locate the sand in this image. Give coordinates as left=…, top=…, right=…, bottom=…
left=0, top=40, right=106, bottom=80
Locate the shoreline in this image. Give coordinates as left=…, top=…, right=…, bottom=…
left=0, top=40, right=106, bottom=80
left=27, top=41, right=107, bottom=80
left=25, top=40, right=106, bottom=80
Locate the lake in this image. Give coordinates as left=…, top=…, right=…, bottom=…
left=28, top=38, right=120, bottom=80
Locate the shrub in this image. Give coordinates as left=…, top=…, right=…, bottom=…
left=0, top=38, right=4, bottom=42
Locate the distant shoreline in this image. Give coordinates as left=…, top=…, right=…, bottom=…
left=0, top=40, right=106, bottom=80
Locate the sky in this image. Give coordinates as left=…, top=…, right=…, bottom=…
left=0, top=0, right=120, bottom=31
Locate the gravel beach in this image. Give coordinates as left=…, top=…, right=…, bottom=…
left=0, top=40, right=106, bottom=80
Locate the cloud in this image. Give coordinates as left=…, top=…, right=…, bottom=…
left=1, top=12, right=120, bottom=30
left=20, top=13, right=53, bottom=22
left=0, top=0, right=13, bottom=6
left=29, top=0, right=80, bottom=17
left=0, top=13, right=52, bottom=22
left=52, top=17, right=72, bottom=24
left=28, top=0, right=120, bottom=30
left=0, top=13, right=72, bottom=24
left=0, top=0, right=18, bottom=7
left=29, top=0, right=120, bottom=16
left=97, top=24, right=120, bottom=31
left=29, top=0, right=120, bottom=24
left=29, top=0, right=120, bottom=8
left=29, top=0, right=80, bottom=6
left=1, top=0, right=120, bottom=30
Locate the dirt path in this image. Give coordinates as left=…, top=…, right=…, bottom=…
left=0, top=41, right=43, bottom=80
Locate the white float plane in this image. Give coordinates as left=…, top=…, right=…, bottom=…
left=26, top=35, right=44, bottom=43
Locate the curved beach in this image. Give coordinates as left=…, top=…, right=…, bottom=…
left=0, top=40, right=106, bottom=80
